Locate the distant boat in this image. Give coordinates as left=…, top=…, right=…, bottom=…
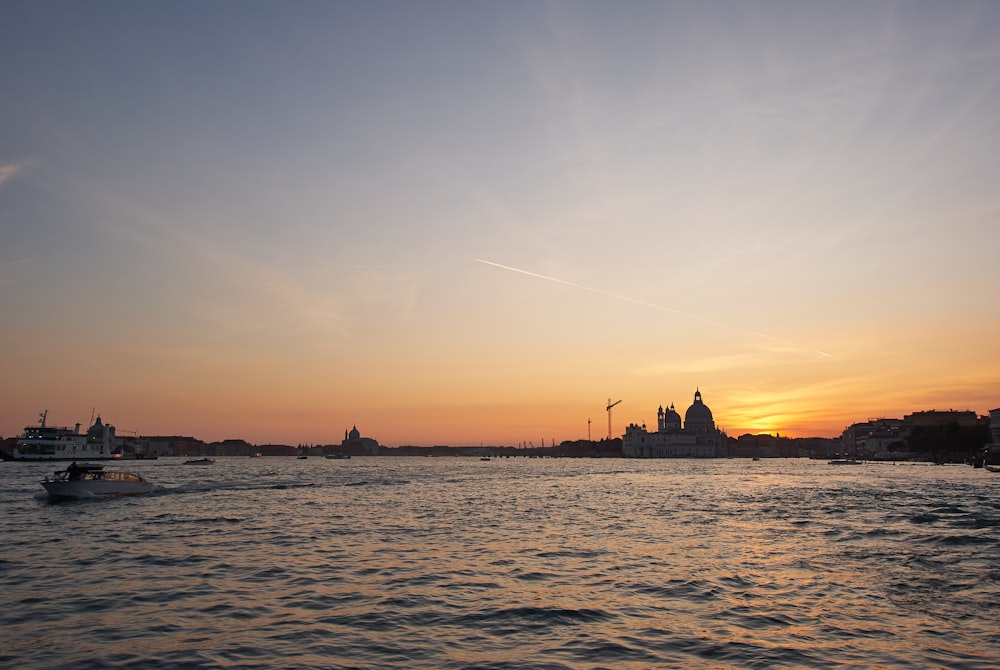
left=985, top=465, right=1000, bottom=473
left=41, top=462, right=153, bottom=499
left=325, top=453, right=350, bottom=460
left=183, top=457, right=215, bottom=465
left=829, top=456, right=863, bottom=465
left=7, top=411, right=122, bottom=461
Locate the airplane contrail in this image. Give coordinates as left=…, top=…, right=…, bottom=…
left=472, top=258, right=719, bottom=325
left=473, top=258, right=833, bottom=358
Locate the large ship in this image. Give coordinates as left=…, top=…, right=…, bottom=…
left=6, top=411, right=122, bottom=461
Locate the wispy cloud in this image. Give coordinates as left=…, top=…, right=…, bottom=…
left=83, top=187, right=417, bottom=341
left=0, top=161, right=22, bottom=187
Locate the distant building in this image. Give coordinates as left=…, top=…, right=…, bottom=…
left=841, top=418, right=907, bottom=459
left=733, top=433, right=778, bottom=458
left=990, top=409, right=1000, bottom=446
left=338, top=425, right=380, bottom=455
left=210, top=438, right=256, bottom=456
left=140, top=435, right=207, bottom=457
left=842, top=409, right=988, bottom=460
left=904, top=410, right=979, bottom=428
left=622, top=389, right=727, bottom=458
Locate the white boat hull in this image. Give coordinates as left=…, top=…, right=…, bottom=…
left=14, top=412, right=121, bottom=461
left=14, top=453, right=121, bottom=461
left=41, top=465, right=153, bottom=499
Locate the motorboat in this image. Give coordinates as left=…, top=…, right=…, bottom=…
left=183, top=457, right=215, bottom=465
left=41, top=462, right=153, bottom=499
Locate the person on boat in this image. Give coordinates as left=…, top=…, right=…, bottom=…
left=67, top=462, right=83, bottom=481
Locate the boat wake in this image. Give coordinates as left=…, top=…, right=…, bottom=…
left=153, top=480, right=319, bottom=496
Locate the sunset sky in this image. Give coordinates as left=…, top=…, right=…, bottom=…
left=2, top=1, right=998, bottom=446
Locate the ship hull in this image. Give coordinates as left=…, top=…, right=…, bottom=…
left=12, top=454, right=123, bottom=461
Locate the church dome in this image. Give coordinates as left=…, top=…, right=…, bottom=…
left=87, top=416, right=105, bottom=436
left=684, top=389, right=715, bottom=433
left=658, top=402, right=682, bottom=432
left=664, top=404, right=682, bottom=423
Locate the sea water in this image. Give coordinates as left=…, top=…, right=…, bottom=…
left=2, top=457, right=999, bottom=669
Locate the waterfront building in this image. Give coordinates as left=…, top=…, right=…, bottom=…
left=842, top=409, right=990, bottom=461
left=622, top=389, right=727, bottom=458
left=339, top=425, right=380, bottom=455
left=840, top=418, right=907, bottom=459
left=903, top=409, right=979, bottom=428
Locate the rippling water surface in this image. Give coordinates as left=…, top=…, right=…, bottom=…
left=3, top=457, right=1000, bottom=668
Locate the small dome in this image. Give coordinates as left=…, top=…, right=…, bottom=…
left=87, top=416, right=105, bottom=435
left=658, top=402, right=682, bottom=432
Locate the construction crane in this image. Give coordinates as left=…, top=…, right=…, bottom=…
left=606, top=398, right=622, bottom=440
